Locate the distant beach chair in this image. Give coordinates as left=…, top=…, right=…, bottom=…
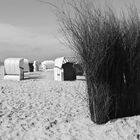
left=33, top=61, right=39, bottom=72
left=41, top=60, right=54, bottom=71
left=29, top=62, right=34, bottom=72
left=54, top=57, right=76, bottom=81
left=73, top=63, right=84, bottom=76
left=4, top=58, right=24, bottom=81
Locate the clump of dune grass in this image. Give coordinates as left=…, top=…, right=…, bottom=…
left=50, top=0, right=140, bottom=124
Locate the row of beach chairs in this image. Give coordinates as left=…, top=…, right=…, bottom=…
left=3, top=57, right=84, bottom=81
left=4, top=58, right=39, bottom=81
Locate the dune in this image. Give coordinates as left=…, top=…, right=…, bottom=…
left=0, top=66, right=140, bottom=140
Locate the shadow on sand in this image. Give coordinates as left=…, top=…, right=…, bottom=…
left=24, top=72, right=45, bottom=80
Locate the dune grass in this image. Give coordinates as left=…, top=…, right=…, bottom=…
left=56, top=0, right=140, bottom=124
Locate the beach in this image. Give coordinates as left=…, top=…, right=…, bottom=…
left=0, top=65, right=140, bottom=140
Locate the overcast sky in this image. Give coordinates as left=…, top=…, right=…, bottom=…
left=0, top=0, right=140, bottom=61
left=0, top=0, right=72, bottom=61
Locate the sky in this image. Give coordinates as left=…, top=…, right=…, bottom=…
left=0, top=0, right=140, bottom=61
left=0, top=0, right=73, bottom=61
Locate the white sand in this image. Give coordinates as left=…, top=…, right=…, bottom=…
left=0, top=66, right=140, bottom=140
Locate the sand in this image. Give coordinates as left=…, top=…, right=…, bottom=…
left=0, top=65, right=140, bottom=140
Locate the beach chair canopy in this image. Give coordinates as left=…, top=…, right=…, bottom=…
left=54, top=56, right=79, bottom=68
left=54, top=57, right=69, bottom=68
